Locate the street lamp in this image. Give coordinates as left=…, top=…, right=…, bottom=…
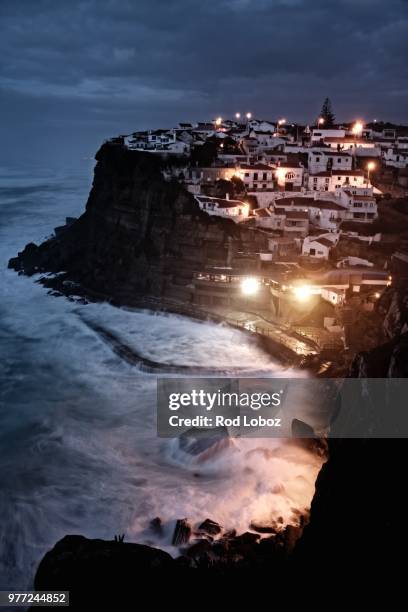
left=241, top=277, right=260, bottom=296
left=235, top=112, right=241, bottom=120
left=293, top=285, right=312, bottom=302
left=318, top=117, right=325, bottom=126
left=367, top=161, right=376, bottom=186
left=246, top=112, right=252, bottom=120
left=352, top=121, right=364, bottom=137
left=215, top=116, right=222, bottom=127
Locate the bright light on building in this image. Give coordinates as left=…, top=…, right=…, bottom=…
left=352, top=121, right=364, bottom=136
left=293, top=285, right=312, bottom=302
left=241, top=277, right=260, bottom=296
left=275, top=167, right=286, bottom=185
left=367, top=161, right=376, bottom=171
left=374, top=292, right=381, bottom=299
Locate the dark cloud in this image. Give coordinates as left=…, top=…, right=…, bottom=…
left=0, top=0, right=407, bottom=163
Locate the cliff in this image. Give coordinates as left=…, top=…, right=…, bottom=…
left=9, top=143, right=266, bottom=305
left=293, top=287, right=408, bottom=569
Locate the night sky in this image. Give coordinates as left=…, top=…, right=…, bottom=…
left=1, top=0, right=407, bottom=164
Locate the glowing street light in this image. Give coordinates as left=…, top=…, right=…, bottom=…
left=235, top=112, right=241, bottom=120
left=240, top=277, right=260, bottom=296
left=215, top=116, right=222, bottom=127
left=246, top=112, right=252, bottom=120
left=318, top=117, right=325, bottom=126
left=352, top=121, right=364, bottom=137
left=278, top=118, right=286, bottom=126
left=366, top=161, right=376, bottom=186
left=293, top=285, right=312, bottom=302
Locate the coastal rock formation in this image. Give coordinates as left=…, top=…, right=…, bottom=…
left=293, top=286, right=408, bottom=569
left=9, top=143, right=266, bottom=305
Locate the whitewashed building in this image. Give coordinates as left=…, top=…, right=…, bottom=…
left=383, top=148, right=408, bottom=168
left=302, top=235, right=337, bottom=259
left=338, top=189, right=378, bottom=222
left=236, top=163, right=274, bottom=190
left=308, top=170, right=366, bottom=192
left=195, top=195, right=249, bottom=222
left=275, top=157, right=304, bottom=190
left=308, top=151, right=353, bottom=174
left=311, top=128, right=346, bottom=143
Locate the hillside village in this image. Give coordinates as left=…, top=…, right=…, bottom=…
left=104, top=104, right=408, bottom=360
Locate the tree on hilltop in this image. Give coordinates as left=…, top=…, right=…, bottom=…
left=320, top=98, right=336, bottom=127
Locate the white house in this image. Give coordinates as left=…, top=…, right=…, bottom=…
left=249, top=129, right=277, bottom=149
left=338, top=189, right=378, bottom=222
left=323, top=136, right=376, bottom=152
left=195, top=195, right=249, bottom=222
left=275, top=156, right=304, bottom=190
left=302, top=235, right=337, bottom=260
left=236, top=163, right=274, bottom=190
left=248, top=120, right=276, bottom=133
left=308, top=200, right=346, bottom=230
left=308, top=170, right=366, bottom=192
left=383, top=148, right=408, bottom=168
left=308, top=151, right=353, bottom=174
left=311, top=128, right=346, bottom=143
left=321, top=287, right=346, bottom=306
left=272, top=195, right=347, bottom=231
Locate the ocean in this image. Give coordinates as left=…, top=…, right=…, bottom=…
left=0, top=160, right=322, bottom=588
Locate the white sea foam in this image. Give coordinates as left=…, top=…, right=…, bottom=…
left=0, top=164, right=323, bottom=588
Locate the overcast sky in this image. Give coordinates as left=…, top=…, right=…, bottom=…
left=1, top=0, right=407, bottom=165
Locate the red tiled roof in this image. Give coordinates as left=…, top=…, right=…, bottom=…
left=240, top=163, right=273, bottom=171
left=285, top=210, right=309, bottom=220
left=314, top=237, right=334, bottom=248
left=310, top=170, right=364, bottom=177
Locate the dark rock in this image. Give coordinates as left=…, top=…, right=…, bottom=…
left=172, top=519, right=191, bottom=546
left=149, top=517, right=163, bottom=536
left=9, top=144, right=268, bottom=304
left=294, top=291, right=408, bottom=570
left=249, top=522, right=277, bottom=534
left=197, top=518, right=222, bottom=536
left=33, top=535, right=174, bottom=603
left=178, top=426, right=232, bottom=462
left=229, top=531, right=260, bottom=556
left=185, top=539, right=212, bottom=559
left=291, top=419, right=328, bottom=455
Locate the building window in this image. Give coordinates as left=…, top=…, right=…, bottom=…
left=262, top=172, right=267, bottom=180
left=316, top=157, right=320, bottom=162
left=254, top=173, right=258, bottom=180
left=313, top=177, right=318, bottom=183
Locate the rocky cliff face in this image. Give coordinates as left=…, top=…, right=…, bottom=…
left=9, top=143, right=266, bottom=304
left=294, top=287, right=408, bottom=569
